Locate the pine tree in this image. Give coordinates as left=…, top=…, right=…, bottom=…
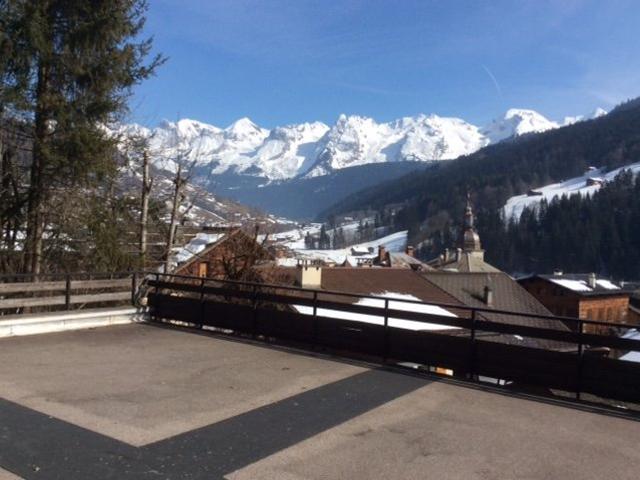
left=1, top=0, right=164, bottom=275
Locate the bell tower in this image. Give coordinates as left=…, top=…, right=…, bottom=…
left=462, top=193, right=482, bottom=252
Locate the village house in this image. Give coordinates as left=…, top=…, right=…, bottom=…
left=170, top=226, right=272, bottom=279
left=354, top=244, right=431, bottom=270
left=518, top=273, right=636, bottom=333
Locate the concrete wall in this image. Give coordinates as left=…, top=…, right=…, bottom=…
left=0, top=307, right=147, bottom=338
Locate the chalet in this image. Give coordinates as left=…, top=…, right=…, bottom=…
left=369, top=245, right=431, bottom=270
left=170, top=227, right=272, bottom=279
left=518, top=273, right=635, bottom=333
left=427, top=196, right=500, bottom=273
left=586, top=177, right=604, bottom=187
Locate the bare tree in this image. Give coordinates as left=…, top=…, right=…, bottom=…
left=220, top=226, right=271, bottom=281
left=139, top=149, right=152, bottom=267
left=164, top=162, right=188, bottom=273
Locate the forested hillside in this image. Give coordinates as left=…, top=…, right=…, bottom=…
left=482, top=171, right=640, bottom=279
left=321, top=99, right=640, bottom=279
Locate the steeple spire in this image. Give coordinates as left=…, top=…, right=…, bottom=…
left=462, top=193, right=481, bottom=252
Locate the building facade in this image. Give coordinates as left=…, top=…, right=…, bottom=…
left=518, top=273, right=634, bottom=334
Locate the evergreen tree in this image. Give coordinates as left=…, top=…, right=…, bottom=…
left=1, top=0, right=164, bottom=274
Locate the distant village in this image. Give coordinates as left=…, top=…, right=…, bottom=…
left=165, top=196, right=640, bottom=365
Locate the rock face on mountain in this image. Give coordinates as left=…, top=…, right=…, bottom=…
left=116, top=107, right=606, bottom=189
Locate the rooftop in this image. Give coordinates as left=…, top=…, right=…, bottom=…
left=1, top=323, right=639, bottom=479
left=523, top=273, right=632, bottom=296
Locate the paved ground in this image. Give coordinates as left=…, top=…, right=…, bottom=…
left=1, top=323, right=639, bottom=479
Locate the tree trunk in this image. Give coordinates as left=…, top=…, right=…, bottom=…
left=23, top=60, right=50, bottom=277
left=164, top=164, right=182, bottom=274
left=139, top=150, right=151, bottom=267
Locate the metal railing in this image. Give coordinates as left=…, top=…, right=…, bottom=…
left=145, top=271, right=640, bottom=407
left=3, top=270, right=639, bottom=408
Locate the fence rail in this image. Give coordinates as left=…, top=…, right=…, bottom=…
left=145, top=272, right=640, bottom=406
left=0, top=272, right=138, bottom=314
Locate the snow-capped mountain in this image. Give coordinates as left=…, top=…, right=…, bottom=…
left=304, top=114, right=488, bottom=178
left=253, top=122, right=329, bottom=179
left=481, top=109, right=559, bottom=143
left=118, top=107, right=606, bottom=184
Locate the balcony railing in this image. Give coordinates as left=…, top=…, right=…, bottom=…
left=145, top=272, right=640, bottom=409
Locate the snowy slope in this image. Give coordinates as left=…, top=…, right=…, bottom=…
left=118, top=107, right=606, bottom=184
left=503, top=161, right=640, bottom=220
left=253, top=122, right=329, bottom=179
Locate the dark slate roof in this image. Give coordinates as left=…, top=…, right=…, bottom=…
left=421, top=272, right=572, bottom=350
left=319, top=268, right=461, bottom=307
left=257, top=266, right=468, bottom=319
left=522, top=274, right=633, bottom=297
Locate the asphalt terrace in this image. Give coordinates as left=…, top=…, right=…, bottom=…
left=1, top=324, right=639, bottom=479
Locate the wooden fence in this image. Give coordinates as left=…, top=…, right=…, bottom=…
left=146, top=272, right=640, bottom=407
left=0, top=273, right=138, bottom=315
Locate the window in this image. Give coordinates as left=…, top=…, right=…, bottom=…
left=198, top=262, right=208, bottom=278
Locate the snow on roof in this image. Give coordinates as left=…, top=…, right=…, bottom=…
left=173, top=232, right=226, bottom=264
left=596, top=279, right=620, bottom=290
left=293, top=291, right=458, bottom=332
left=547, top=277, right=621, bottom=293
left=620, top=330, right=640, bottom=363
left=549, top=278, right=593, bottom=292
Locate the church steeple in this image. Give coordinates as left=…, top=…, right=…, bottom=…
left=462, top=193, right=482, bottom=252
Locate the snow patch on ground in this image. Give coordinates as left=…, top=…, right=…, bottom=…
left=292, top=230, right=408, bottom=265
left=503, top=161, right=640, bottom=221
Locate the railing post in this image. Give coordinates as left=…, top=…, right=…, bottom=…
left=199, top=277, right=205, bottom=329
left=252, top=284, right=258, bottom=339
left=469, top=309, right=477, bottom=380
left=383, top=298, right=390, bottom=363
left=312, top=290, right=318, bottom=349
left=576, top=319, right=584, bottom=400
left=131, top=272, right=138, bottom=306
left=65, top=274, right=71, bottom=310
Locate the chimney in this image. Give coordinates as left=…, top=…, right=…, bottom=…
left=406, top=245, right=415, bottom=257
left=587, top=273, right=597, bottom=289
left=295, top=261, right=322, bottom=288
left=378, top=245, right=387, bottom=263
left=456, top=248, right=462, bottom=261
left=553, top=269, right=563, bottom=276
left=483, top=286, right=494, bottom=307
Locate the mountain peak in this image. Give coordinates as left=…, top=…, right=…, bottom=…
left=482, top=109, right=558, bottom=143
left=226, top=117, right=260, bottom=132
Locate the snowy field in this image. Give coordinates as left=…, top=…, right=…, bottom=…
left=503, top=161, right=640, bottom=220
left=290, top=230, right=408, bottom=265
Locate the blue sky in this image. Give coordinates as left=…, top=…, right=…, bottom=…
left=130, top=0, right=640, bottom=128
